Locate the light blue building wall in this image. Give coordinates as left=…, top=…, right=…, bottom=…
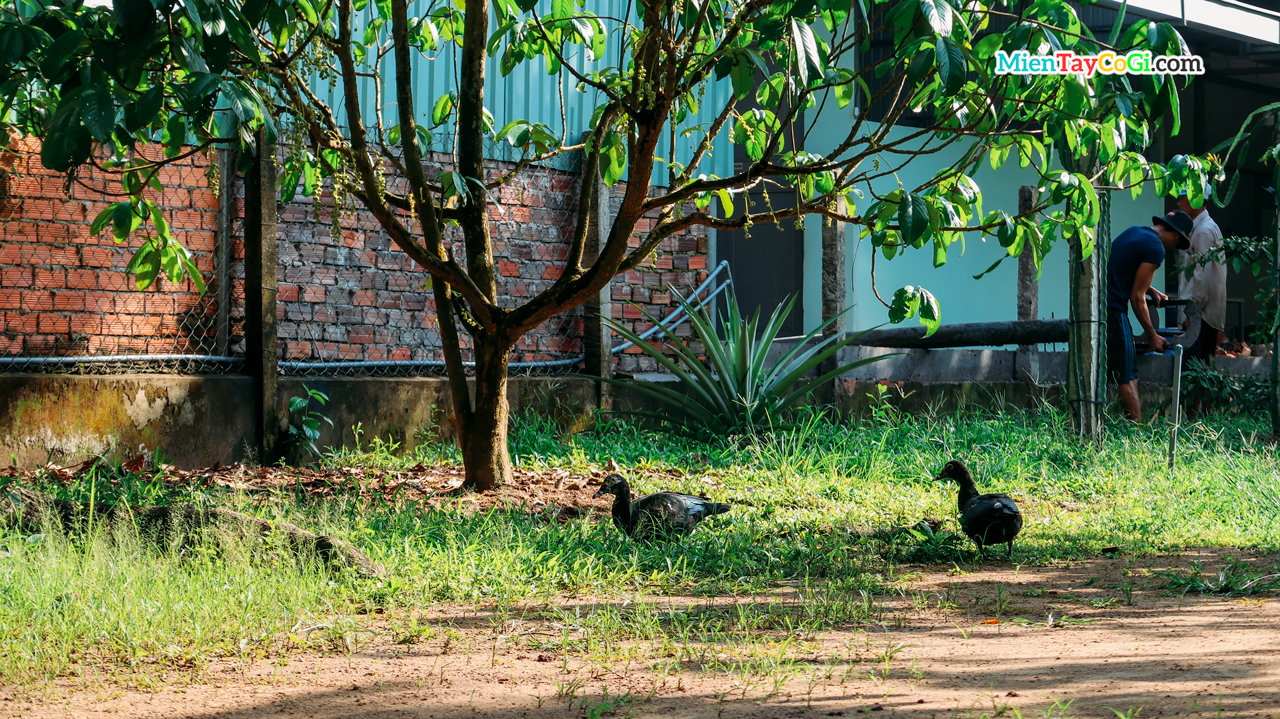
left=799, top=111, right=1164, bottom=337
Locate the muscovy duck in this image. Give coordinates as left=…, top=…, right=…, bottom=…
left=591, top=474, right=731, bottom=539
left=935, top=459, right=1023, bottom=559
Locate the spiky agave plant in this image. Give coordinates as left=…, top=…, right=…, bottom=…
left=602, top=288, right=889, bottom=436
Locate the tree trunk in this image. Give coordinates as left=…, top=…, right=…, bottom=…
left=457, top=337, right=513, bottom=491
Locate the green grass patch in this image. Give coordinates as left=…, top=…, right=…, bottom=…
left=4, top=405, right=1280, bottom=686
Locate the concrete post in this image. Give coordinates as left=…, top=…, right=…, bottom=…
left=1067, top=183, right=1108, bottom=443
left=821, top=196, right=847, bottom=335
left=817, top=197, right=846, bottom=404
left=1015, top=186, right=1038, bottom=382
left=582, top=155, right=613, bottom=410
left=1270, top=123, right=1280, bottom=437
left=243, top=129, right=279, bottom=458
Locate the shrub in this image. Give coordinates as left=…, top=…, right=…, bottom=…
left=603, top=288, right=886, bottom=436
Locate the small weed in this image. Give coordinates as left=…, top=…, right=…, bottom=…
left=1119, top=581, right=1136, bottom=606
left=1064, top=593, right=1120, bottom=609
left=554, top=676, right=587, bottom=705
left=1160, top=560, right=1280, bottom=596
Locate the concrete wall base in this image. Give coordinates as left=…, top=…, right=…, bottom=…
left=0, top=375, right=597, bottom=469
left=0, top=365, right=1214, bottom=469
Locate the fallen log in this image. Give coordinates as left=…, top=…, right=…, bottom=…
left=2, top=487, right=384, bottom=577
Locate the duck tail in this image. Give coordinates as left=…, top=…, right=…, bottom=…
left=707, top=502, right=732, bottom=516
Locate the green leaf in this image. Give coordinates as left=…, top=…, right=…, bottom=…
left=294, top=0, right=319, bottom=25
left=716, top=189, right=734, bottom=217
left=897, top=191, right=930, bottom=245
left=80, top=85, right=115, bottom=142
left=90, top=203, right=121, bottom=236
left=148, top=202, right=172, bottom=243
left=40, top=29, right=84, bottom=77
left=126, top=241, right=160, bottom=290
left=936, top=37, right=965, bottom=95
left=756, top=73, right=788, bottom=109
left=834, top=70, right=854, bottom=108
left=162, top=115, right=186, bottom=158
left=888, top=285, right=941, bottom=336
left=888, top=286, right=920, bottom=325
left=112, top=202, right=143, bottom=243
left=729, top=56, right=755, bottom=100
left=789, top=19, right=822, bottom=87
left=431, top=92, right=456, bottom=126
left=919, top=0, right=953, bottom=36
left=437, top=170, right=468, bottom=205
left=123, top=85, right=163, bottom=133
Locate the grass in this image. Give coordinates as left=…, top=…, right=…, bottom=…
left=3, top=403, right=1280, bottom=690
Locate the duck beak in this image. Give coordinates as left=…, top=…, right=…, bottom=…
left=593, top=487, right=608, bottom=499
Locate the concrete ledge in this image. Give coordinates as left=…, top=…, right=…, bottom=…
left=0, top=374, right=255, bottom=469
left=0, top=374, right=598, bottom=469
left=2, top=353, right=1263, bottom=469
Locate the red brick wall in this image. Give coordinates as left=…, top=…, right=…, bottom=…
left=0, top=138, right=219, bottom=358
left=1, top=139, right=710, bottom=372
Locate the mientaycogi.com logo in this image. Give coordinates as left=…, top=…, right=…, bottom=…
left=994, top=49, right=1205, bottom=76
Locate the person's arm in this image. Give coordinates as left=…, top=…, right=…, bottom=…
left=1131, top=262, right=1168, bottom=352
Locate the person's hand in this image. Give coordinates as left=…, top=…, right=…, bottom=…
left=1148, top=288, right=1168, bottom=307
left=1147, top=332, right=1168, bottom=353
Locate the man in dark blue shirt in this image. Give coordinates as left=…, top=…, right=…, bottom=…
left=1107, top=210, right=1192, bottom=421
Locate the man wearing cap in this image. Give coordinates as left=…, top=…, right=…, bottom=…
left=1106, top=210, right=1193, bottom=421
left=1176, top=193, right=1225, bottom=363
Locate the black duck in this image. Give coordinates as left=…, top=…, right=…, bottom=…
left=592, top=474, right=730, bottom=539
left=934, top=459, right=1022, bottom=559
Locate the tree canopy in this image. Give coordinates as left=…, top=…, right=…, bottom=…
left=0, top=0, right=1224, bottom=486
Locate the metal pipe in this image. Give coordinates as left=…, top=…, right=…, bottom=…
left=0, top=355, right=244, bottom=365
left=611, top=260, right=732, bottom=354
left=849, top=319, right=1070, bottom=349
left=277, top=357, right=584, bottom=372
left=1169, top=344, right=1184, bottom=472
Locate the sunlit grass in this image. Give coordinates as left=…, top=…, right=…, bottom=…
left=3, top=404, right=1280, bottom=686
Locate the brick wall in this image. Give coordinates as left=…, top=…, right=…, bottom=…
left=1, top=137, right=711, bottom=372
left=0, top=138, right=220, bottom=358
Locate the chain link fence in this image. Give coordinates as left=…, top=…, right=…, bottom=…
left=0, top=142, right=245, bottom=374
left=2, top=138, right=716, bottom=377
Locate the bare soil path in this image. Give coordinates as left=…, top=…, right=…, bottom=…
left=6, top=550, right=1280, bottom=718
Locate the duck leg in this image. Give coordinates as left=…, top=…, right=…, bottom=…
left=1006, top=541, right=1014, bottom=560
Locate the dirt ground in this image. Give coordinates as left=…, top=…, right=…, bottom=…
left=6, top=549, right=1280, bottom=719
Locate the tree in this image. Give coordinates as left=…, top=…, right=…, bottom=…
left=1, top=0, right=1221, bottom=488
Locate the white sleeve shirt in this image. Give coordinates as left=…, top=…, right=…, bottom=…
left=1182, top=210, right=1226, bottom=331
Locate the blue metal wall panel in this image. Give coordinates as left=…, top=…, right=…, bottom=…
left=311, top=1, right=733, bottom=184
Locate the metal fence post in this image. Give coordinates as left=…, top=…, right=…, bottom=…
left=243, top=128, right=279, bottom=458
left=214, top=147, right=237, bottom=356
left=1169, top=344, right=1183, bottom=472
